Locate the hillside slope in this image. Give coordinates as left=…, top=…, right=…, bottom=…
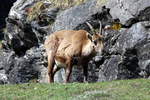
left=0, top=0, right=150, bottom=84
left=0, top=79, right=150, bottom=100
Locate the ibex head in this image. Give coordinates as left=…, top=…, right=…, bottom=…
left=86, top=21, right=104, bottom=54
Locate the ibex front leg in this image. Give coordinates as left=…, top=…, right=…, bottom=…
left=65, top=57, right=73, bottom=83
left=83, top=65, right=88, bottom=82
left=47, top=54, right=55, bottom=83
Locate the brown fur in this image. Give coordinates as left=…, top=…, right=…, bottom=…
left=44, top=30, right=103, bottom=83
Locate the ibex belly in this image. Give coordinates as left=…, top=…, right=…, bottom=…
left=55, top=59, right=67, bottom=68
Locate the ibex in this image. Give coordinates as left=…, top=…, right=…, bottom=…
left=44, top=21, right=104, bottom=83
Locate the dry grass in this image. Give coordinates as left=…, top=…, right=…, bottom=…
left=48, top=0, right=87, bottom=8
left=26, top=1, right=49, bottom=22
left=26, top=0, right=108, bottom=22
left=96, top=0, right=108, bottom=6
left=26, top=0, right=88, bottom=22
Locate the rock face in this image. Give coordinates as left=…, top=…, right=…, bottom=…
left=0, top=0, right=16, bottom=39
left=106, top=0, right=150, bottom=27
left=52, top=0, right=113, bottom=32
left=98, top=21, right=150, bottom=81
left=0, top=0, right=16, bottom=28
left=5, top=18, right=39, bottom=55
left=0, top=0, right=150, bottom=84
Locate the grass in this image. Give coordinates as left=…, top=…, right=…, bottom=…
left=26, top=1, right=48, bottom=22
left=47, top=0, right=108, bottom=9
left=96, top=0, right=108, bottom=6
left=47, top=0, right=88, bottom=8
left=0, top=79, right=150, bottom=100
left=26, top=0, right=108, bottom=22
left=26, top=0, right=88, bottom=22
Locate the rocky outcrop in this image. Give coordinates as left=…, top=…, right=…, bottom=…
left=0, top=46, right=46, bottom=84
left=106, top=0, right=150, bottom=27
left=0, top=0, right=16, bottom=28
left=98, top=21, right=150, bottom=81
left=0, top=0, right=150, bottom=84
left=0, top=0, right=16, bottom=39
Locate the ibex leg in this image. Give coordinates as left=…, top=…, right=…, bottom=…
left=47, top=53, right=55, bottom=83
left=53, top=65, right=61, bottom=75
left=65, top=58, right=73, bottom=83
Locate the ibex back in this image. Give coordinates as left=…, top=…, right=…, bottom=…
left=44, top=22, right=104, bottom=83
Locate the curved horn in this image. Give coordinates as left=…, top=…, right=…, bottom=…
left=86, top=22, right=94, bottom=34
left=99, top=21, right=102, bottom=35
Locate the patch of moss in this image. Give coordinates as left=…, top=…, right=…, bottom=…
left=25, top=0, right=89, bottom=23
left=47, top=0, right=87, bottom=8
left=26, top=0, right=108, bottom=22
left=26, top=1, right=50, bottom=22
left=96, top=0, right=108, bottom=6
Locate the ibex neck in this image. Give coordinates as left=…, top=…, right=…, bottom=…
left=82, top=40, right=94, bottom=56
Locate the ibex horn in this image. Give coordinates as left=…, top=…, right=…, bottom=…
left=99, top=21, right=102, bottom=35
left=86, top=22, right=94, bottom=35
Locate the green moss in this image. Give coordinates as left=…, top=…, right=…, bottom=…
left=26, top=0, right=109, bottom=22
left=26, top=1, right=48, bottom=22
left=47, top=0, right=87, bottom=8
left=26, top=0, right=88, bottom=22
left=96, top=0, right=108, bottom=5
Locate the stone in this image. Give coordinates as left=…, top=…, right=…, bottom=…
left=106, top=0, right=150, bottom=25
left=98, top=21, right=150, bottom=81
left=52, top=0, right=112, bottom=32
left=98, top=55, right=121, bottom=82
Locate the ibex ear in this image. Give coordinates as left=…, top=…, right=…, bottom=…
left=88, top=34, right=93, bottom=41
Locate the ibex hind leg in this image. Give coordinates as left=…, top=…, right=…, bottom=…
left=83, top=65, right=88, bottom=83
left=47, top=52, right=55, bottom=83
left=45, top=35, right=59, bottom=83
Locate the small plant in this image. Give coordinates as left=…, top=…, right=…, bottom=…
left=26, top=1, right=50, bottom=22
left=0, top=41, right=3, bottom=49
left=97, top=0, right=108, bottom=6
left=47, top=0, right=87, bottom=8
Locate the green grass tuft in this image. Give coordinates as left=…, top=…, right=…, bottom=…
left=47, top=0, right=87, bottom=8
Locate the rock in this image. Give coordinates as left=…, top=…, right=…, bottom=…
left=98, top=21, right=150, bottom=81
left=52, top=0, right=112, bottom=32
left=0, top=0, right=16, bottom=40
left=134, top=22, right=150, bottom=77
left=3, top=0, right=60, bottom=55
left=114, top=22, right=148, bottom=53
left=98, top=55, right=121, bottom=82
left=106, top=0, right=150, bottom=26
left=7, top=57, right=38, bottom=83
left=0, top=50, right=15, bottom=84
left=30, top=7, right=60, bottom=42
left=4, top=18, right=39, bottom=55
left=25, top=45, right=48, bottom=83
left=1, top=45, right=46, bottom=84
left=9, top=0, right=40, bottom=19
left=0, top=73, right=8, bottom=84
left=0, top=0, right=16, bottom=28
